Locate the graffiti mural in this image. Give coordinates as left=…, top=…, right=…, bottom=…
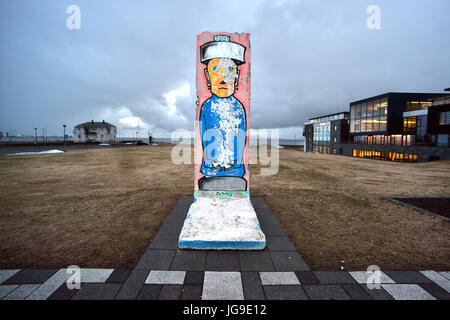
left=195, top=32, right=251, bottom=196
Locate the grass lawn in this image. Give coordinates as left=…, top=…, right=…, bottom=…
left=0, top=144, right=449, bottom=270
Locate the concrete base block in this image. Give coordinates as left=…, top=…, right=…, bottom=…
left=178, top=196, right=266, bottom=250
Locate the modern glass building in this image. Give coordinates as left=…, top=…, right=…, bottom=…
left=304, top=92, right=450, bottom=162
left=303, top=112, right=349, bottom=154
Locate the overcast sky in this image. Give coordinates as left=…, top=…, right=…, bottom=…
left=1, top=0, right=449, bottom=138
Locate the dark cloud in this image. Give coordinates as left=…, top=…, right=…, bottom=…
left=0, top=0, right=449, bottom=137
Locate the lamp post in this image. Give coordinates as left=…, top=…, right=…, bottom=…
left=63, top=124, right=66, bottom=145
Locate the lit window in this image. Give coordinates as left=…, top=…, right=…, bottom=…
left=440, top=111, right=450, bottom=125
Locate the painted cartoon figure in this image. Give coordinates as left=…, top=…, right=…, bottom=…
left=198, top=35, right=248, bottom=191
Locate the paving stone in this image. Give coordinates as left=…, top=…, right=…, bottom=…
left=145, top=270, right=186, bottom=284
left=137, top=284, right=162, bottom=300
left=420, top=271, right=450, bottom=293
left=159, top=284, right=183, bottom=300
left=170, top=250, right=206, bottom=271
left=257, top=213, right=279, bottom=225
left=263, top=285, right=308, bottom=300
left=0, top=270, right=20, bottom=284
left=382, top=284, right=436, bottom=300
left=266, top=236, right=297, bottom=251
left=314, top=271, right=357, bottom=284
left=0, top=285, right=19, bottom=299
left=241, top=272, right=265, bottom=300
left=115, top=269, right=149, bottom=300
left=239, top=251, right=274, bottom=271
left=176, top=196, right=194, bottom=208
left=295, top=271, right=319, bottom=285
left=439, top=272, right=450, bottom=280
left=106, top=269, right=132, bottom=283
left=260, top=223, right=286, bottom=236
left=341, top=284, right=372, bottom=300
left=269, top=251, right=309, bottom=271
left=251, top=198, right=267, bottom=209
left=303, top=285, right=351, bottom=300
left=181, top=285, right=203, bottom=300
left=80, top=269, right=114, bottom=283
left=136, top=249, right=176, bottom=270
left=202, top=272, right=244, bottom=300
left=419, top=283, right=450, bottom=300
left=184, top=271, right=204, bottom=285
left=71, top=283, right=122, bottom=300
left=260, top=272, right=300, bottom=285
left=349, top=271, right=395, bottom=284
left=361, top=285, right=394, bottom=300
left=158, top=223, right=183, bottom=235
left=3, top=284, right=40, bottom=300
left=149, top=234, right=180, bottom=250
left=47, top=283, right=77, bottom=300
left=165, top=209, right=188, bottom=224
left=3, top=269, right=58, bottom=284
left=384, top=271, right=434, bottom=284
left=205, top=251, right=240, bottom=271
left=27, top=269, right=68, bottom=300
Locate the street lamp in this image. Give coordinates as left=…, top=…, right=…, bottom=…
left=63, top=124, right=67, bottom=145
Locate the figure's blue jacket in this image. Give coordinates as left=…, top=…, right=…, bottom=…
left=200, top=94, right=246, bottom=177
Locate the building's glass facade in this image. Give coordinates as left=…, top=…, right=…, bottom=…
left=350, top=98, right=388, bottom=134
left=308, top=113, right=347, bottom=153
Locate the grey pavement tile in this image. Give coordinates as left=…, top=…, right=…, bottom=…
left=158, top=223, right=183, bottom=235
left=146, top=270, right=186, bottom=284
left=419, top=283, right=450, bottom=300
left=3, top=269, right=58, bottom=284
left=260, top=272, right=300, bottom=285
left=382, top=284, right=436, bottom=300
left=314, top=271, right=357, bottom=284
left=295, top=272, right=319, bottom=285
left=341, top=284, right=372, bottom=300
left=0, top=285, right=19, bottom=299
left=266, top=236, right=297, bottom=251
left=349, top=271, right=395, bottom=284
left=263, top=285, right=308, bottom=300
left=80, top=269, right=114, bottom=283
left=47, top=283, right=77, bottom=300
left=136, top=249, right=176, bottom=270
left=27, top=269, right=68, bottom=300
left=177, top=196, right=194, bottom=208
left=170, top=250, right=206, bottom=271
left=420, top=271, right=450, bottom=293
left=440, top=272, right=450, bottom=280
left=205, top=251, right=240, bottom=271
left=181, top=285, right=203, bottom=300
left=165, top=211, right=188, bottom=224
left=303, top=285, right=351, bottom=300
left=3, top=284, right=40, bottom=300
left=115, top=269, right=149, bottom=300
left=269, top=251, right=309, bottom=271
left=106, top=269, right=132, bottom=283
left=384, top=271, right=434, bottom=284
left=260, top=223, right=287, bottom=236
left=241, top=272, right=265, bottom=300
left=137, top=284, right=162, bottom=300
left=184, top=271, right=204, bottom=285
left=159, top=284, right=183, bottom=300
left=257, top=214, right=279, bottom=225
left=361, top=285, right=394, bottom=300
left=0, top=270, right=20, bottom=284
left=71, top=283, right=122, bottom=300
left=239, top=251, right=274, bottom=272
left=202, top=271, right=244, bottom=300
left=149, top=234, right=180, bottom=250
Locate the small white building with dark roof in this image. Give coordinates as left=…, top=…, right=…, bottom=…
left=73, top=120, right=117, bottom=143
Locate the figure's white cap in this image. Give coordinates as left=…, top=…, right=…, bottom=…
left=200, top=35, right=246, bottom=65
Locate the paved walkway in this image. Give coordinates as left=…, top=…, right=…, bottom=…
left=0, top=197, right=449, bottom=300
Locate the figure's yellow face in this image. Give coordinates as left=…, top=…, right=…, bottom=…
left=206, top=58, right=238, bottom=98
